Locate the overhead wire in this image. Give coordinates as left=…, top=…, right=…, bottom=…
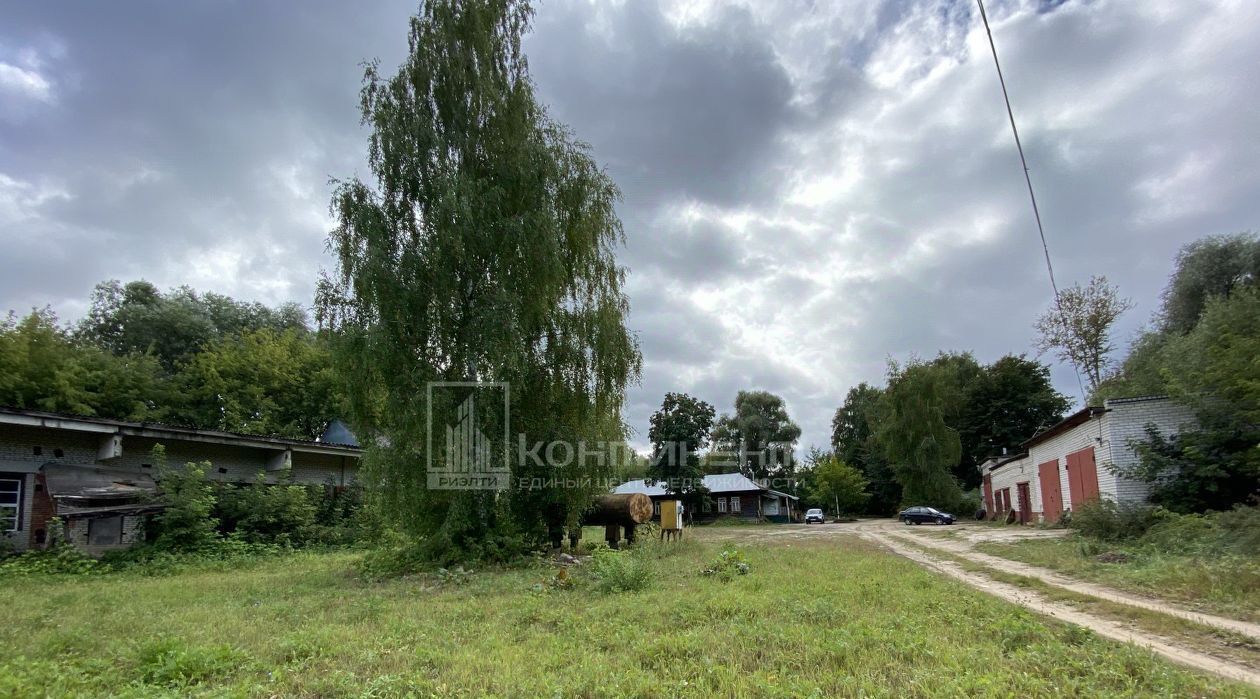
left=975, top=0, right=1089, bottom=404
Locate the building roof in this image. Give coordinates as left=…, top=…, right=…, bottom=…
left=318, top=419, right=360, bottom=447
left=612, top=472, right=788, bottom=497
left=42, top=462, right=163, bottom=517
left=1020, top=406, right=1108, bottom=450
left=0, top=406, right=361, bottom=456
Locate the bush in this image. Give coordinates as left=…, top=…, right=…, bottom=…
left=700, top=547, right=750, bottom=582
left=589, top=545, right=652, bottom=593
left=1067, top=500, right=1169, bottom=542
left=215, top=475, right=317, bottom=546
left=150, top=451, right=219, bottom=553
left=0, top=541, right=99, bottom=577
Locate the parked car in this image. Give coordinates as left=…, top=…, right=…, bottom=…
left=804, top=508, right=825, bottom=524
left=899, top=506, right=955, bottom=525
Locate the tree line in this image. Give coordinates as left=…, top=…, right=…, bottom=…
left=0, top=279, right=342, bottom=441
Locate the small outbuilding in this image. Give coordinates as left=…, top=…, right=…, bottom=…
left=611, top=472, right=799, bottom=523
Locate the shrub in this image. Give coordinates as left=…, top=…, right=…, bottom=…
left=150, top=449, right=219, bottom=552
left=0, top=541, right=99, bottom=577
left=1067, top=500, right=1168, bottom=542
left=589, top=545, right=652, bottom=593
left=700, top=547, right=751, bottom=582
left=215, top=475, right=317, bottom=546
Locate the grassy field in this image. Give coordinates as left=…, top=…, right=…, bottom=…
left=2, top=532, right=1257, bottom=698
left=975, top=535, right=1260, bottom=622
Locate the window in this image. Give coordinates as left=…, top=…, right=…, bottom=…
left=730, top=496, right=741, bottom=513
left=88, top=517, right=123, bottom=546
left=717, top=497, right=727, bottom=513
left=653, top=501, right=660, bottom=515
left=0, top=478, right=21, bottom=532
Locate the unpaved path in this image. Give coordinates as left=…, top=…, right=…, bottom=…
left=853, top=523, right=1260, bottom=688
left=875, top=523, right=1260, bottom=642
left=694, top=521, right=1260, bottom=687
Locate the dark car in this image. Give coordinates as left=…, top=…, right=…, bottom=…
left=899, top=506, right=955, bottom=525
left=804, top=508, right=825, bottom=524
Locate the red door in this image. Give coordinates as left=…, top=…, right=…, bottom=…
left=1016, top=482, right=1032, bottom=524
left=1066, top=447, right=1100, bottom=509
left=1038, top=459, right=1063, bottom=523
left=982, top=474, right=994, bottom=517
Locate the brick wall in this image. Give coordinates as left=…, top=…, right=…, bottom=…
left=988, top=455, right=1035, bottom=518
left=1101, top=397, right=1198, bottom=504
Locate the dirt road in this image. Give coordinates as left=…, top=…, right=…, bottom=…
left=702, top=519, right=1260, bottom=687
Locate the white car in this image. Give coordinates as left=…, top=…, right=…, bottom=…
left=804, top=508, right=825, bottom=524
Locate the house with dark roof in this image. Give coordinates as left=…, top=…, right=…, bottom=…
left=977, top=396, right=1196, bottom=524
left=612, top=472, right=799, bottom=523
left=0, top=407, right=361, bottom=555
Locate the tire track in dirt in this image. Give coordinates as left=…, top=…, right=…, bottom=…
left=888, top=526, right=1260, bottom=643
left=857, top=528, right=1260, bottom=688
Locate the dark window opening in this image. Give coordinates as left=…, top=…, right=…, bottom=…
left=35, top=528, right=46, bottom=545
left=88, top=516, right=123, bottom=546
left=218, top=467, right=228, bottom=474
left=53, top=448, right=64, bottom=458
left=141, top=463, right=152, bottom=469
left=33, top=446, right=42, bottom=456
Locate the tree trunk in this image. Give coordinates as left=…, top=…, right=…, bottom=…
left=583, top=493, right=653, bottom=526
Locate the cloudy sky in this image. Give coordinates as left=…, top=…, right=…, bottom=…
left=3, top=0, right=1258, bottom=452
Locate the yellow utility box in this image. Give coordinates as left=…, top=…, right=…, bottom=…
left=660, top=499, right=684, bottom=531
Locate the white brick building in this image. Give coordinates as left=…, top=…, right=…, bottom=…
left=979, top=396, right=1197, bottom=524
left=0, top=408, right=361, bottom=555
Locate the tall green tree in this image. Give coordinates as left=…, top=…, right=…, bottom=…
left=712, top=390, right=801, bottom=480
left=0, top=309, right=164, bottom=420
left=1034, top=275, right=1133, bottom=392
left=873, top=358, right=964, bottom=508
left=169, top=328, right=341, bottom=440
left=78, top=279, right=307, bottom=370
left=831, top=383, right=900, bottom=514
left=958, top=355, right=1070, bottom=485
left=317, top=0, right=640, bottom=562
left=1160, top=233, right=1259, bottom=335
left=647, top=393, right=715, bottom=490
left=806, top=454, right=869, bottom=515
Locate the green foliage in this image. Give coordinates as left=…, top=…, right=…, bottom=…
left=699, top=547, right=750, bottom=581
left=134, top=637, right=247, bottom=688
left=0, top=539, right=99, bottom=577
left=1159, top=232, right=1260, bottom=335
left=1033, top=275, right=1133, bottom=391
left=317, top=0, right=640, bottom=562
left=805, top=454, right=869, bottom=515
left=151, top=449, right=220, bottom=553
left=0, top=309, right=165, bottom=420
left=711, top=390, right=801, bottom=479
left=1125, top=424, right=1260, bottom=513
left=168, top=328, right=342, bottom=440
left=647, top=392, right=716, bottom=489
left=1067, top=500, right=1169, bottom=543
left=872, top=357, right=965, bottom=508
left=589, top=545, right=652, bottom=593
left=831, top=383, right=900, bottom=514
left=214, top=475, right=318, bottom=546
left=958, top=354, right=1070, bottom=483
left=77, top=279, right=307, bottom=371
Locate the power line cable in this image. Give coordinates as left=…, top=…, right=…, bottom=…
left=975, top=0, right=1088, bottom=404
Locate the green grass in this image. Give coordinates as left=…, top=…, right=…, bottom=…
left=1, top=534, right=1256, bottom=697
left=975, top=534, right=1260, bottom=622
left=892, top=536, right=1260, bottom=671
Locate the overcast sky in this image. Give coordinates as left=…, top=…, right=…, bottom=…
left=3, top=0, right=1258, bottom=452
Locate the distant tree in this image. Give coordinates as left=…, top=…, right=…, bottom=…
left=1160, top=233, right=1259, bottom=335
left=958, top=355, right=1070, bottom=484
left=78, top=279, right=308, bottom=370
left=831, top=383, right=900, bottom=514
left=1034, top=275, right=1133, bottom=392
left=647, top=392, right=715, bottom=491
left=0, top=309, right=164, bottom=420
left=712, top=390, right=802, bottom=480
left=872, top=358, right=964, bottom=509
left=807, top=454, right=869, bottom=516
left=317, top=0, right=640, bottom=562
left=168, top=328, right=341, bottom=440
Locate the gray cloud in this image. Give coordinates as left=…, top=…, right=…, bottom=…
left=3, top=0, right=1259, bottom=455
